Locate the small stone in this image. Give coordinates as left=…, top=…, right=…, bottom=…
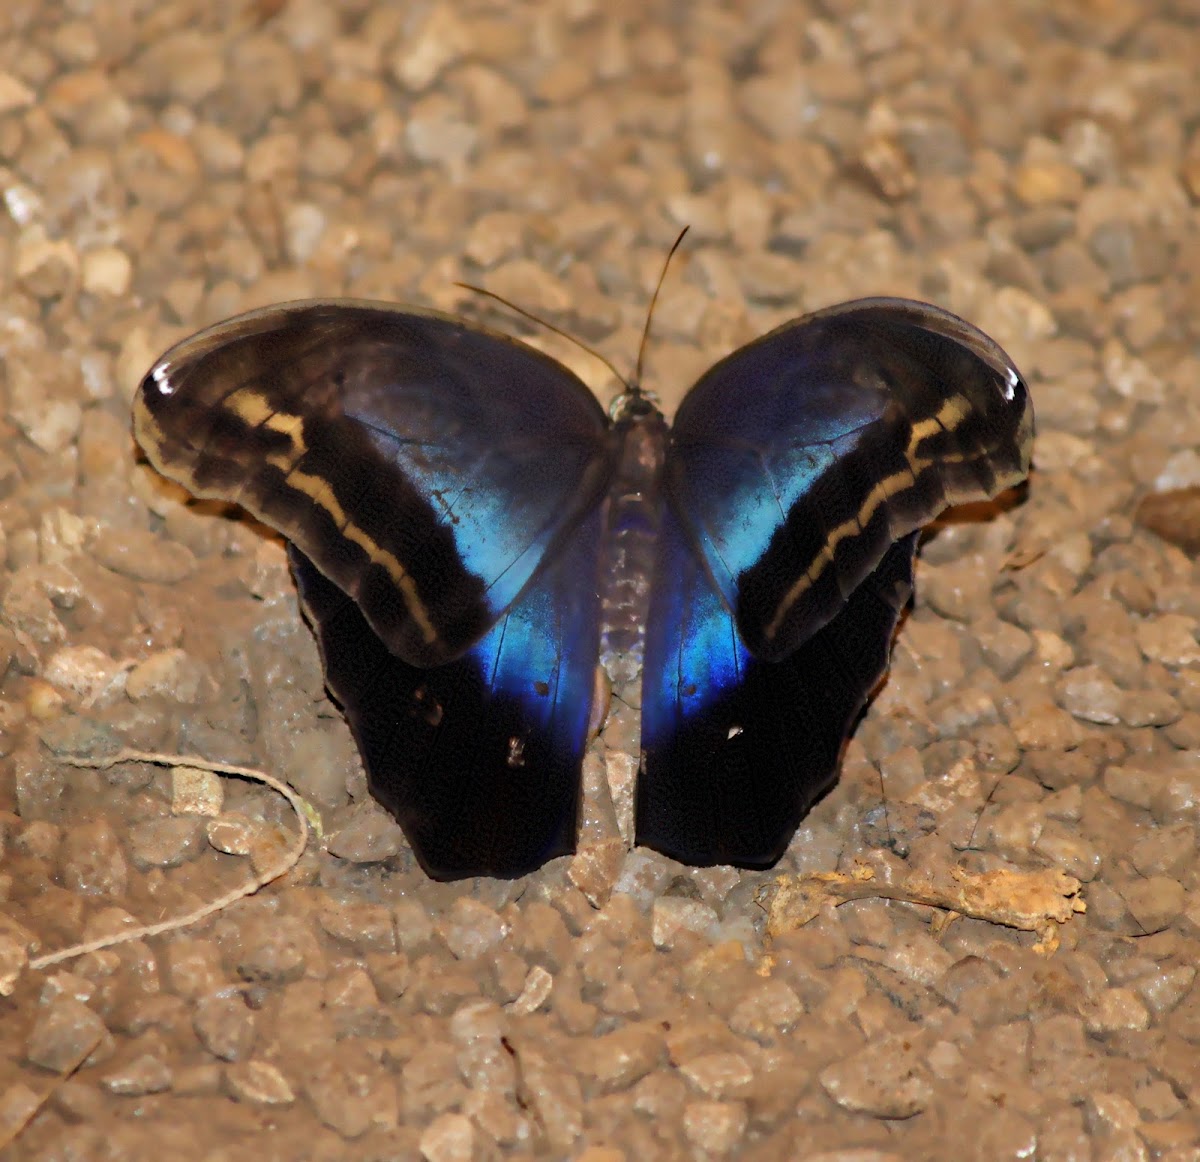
left=91, top=528, right=196, bottom=584
left=59, top=817, right=128, bottom=897
left=0, top=935, right=29, bottom=997
left=1085, top=1091, right=1141, bottom=1137
left=1033, top=824, right=1103, bottom=882
left=43, top=646, right=126, bottom=707
left=171, top=766, right=224, bottom=817
left=81, top=247, right=133, bottom=297
left=728, top=979, right=803, bottom=1042
left=1129, top=823, right=1195, bottom=878
left=126, top=816, right=205, bottom=869
left=406, top=93, right=477, bottom=176
left=651, top=897, right=718, bottom=950
left=304, top=1051, right=398, bottom=1138
left=125, top=649, right=210, bottom=704
left=14, top=224, right=80, bottom=301
left=819, top=1035, right=933, bottom=1118
left=1136, top=614, right=1200, bottom=667
left=681, top=1100, right=747, bottom=1156
left=1119, top=688, right=1181, bottom=728
left=193, top=990, right=256, bottom=1062
left=507, top=965, right=554, bottom=1016
left=419, top=1111, right=474, bottom=1162
left=236, top=914, right=320, bottom=984
left=26, top=997, right=111, bottom=1072
left=164, top=938, right=224, bottom=1000
left=1132, top=965, right=1195, bottom=1017
left=390, top=4, right=470, bottom=91
left=0, top=71, right=35, bottom=113
left=317, top=900, right=397, bottom=954
left=325, top=803, right=406, bottom=863
left=578, top=1024, right=665, bottom=1094
left=568, top=838, right=625, bottom=907
left=1056, top=665, right=1123, bottom=725
left=1121, top=876, right=1186, bottom=932
left=224, top=1059, right=295, bottom=1106
left=882, top=929, right=956, bottom=986
left=679, top=1052, right=753, bottom=1099
left=436, top=898, right=509, bottom=961
left=101, top=1052, right=172, bottom=1096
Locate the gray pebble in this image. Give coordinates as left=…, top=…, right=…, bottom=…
left=436, top=897, right=509, bottom=961
left=325, top=802, right=407, bottom=863
left=577, top=1023, right=665, bottom=1094
left=59, top=815, right=128, bottom=897
left=235, top=912, right=323, bottom=984
left=26, top=996, right=113, bottom=1072
left=818, top=1035, right=933, bottom=1118
left=101, top=1050, right=173, bottom=1096
left=193, top=989, right=256, bottom=1062
left=90, top=527, right=197, bottom=584
left=126, top=815, right=205, bottom=869
left=304, top=1049, right=399, bottom=1138
left=1121, top=876, right=1186, bottom=933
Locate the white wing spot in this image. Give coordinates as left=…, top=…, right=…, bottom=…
left=150, top=363, right=174, bottom=396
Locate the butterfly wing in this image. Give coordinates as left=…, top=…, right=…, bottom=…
left=666, top=297, right=1032, bottom=662
left=637, top=298, right=1033, bottom=866
left=290, top=508, right=603, bottom=879
left=639, top=517, right=917, bottom=866
left=135, top=301, right=614, bottom=667
left=134, top=300, right=613, bottom=878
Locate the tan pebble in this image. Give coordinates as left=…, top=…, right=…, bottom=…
left=651, top=897, right=718, bottom=950
left=0, top=72, right=35, bottom=113
left=506, top=965, right=554, bottom=1015
left=125, top=649, right=208, bottom=704
left=13, top=224, right=79, bottom=300
left=224, top=1059, right=295, bottom=1106
left=390, top=5, right=470, bottom=91
left=81, top=247, right=133, bottom=297
left=134, top=128, right=200, bottom=176
left=42, top=645, right=126, bottom=705
left=171, top=766, right=224, bottom=817
left=26, top=679, right=66, bottom=720
left=681, top=1100, right=747, bottom=1155
left=419, top=1111, right=474, bottom=1162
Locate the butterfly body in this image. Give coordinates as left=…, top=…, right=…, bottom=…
left=135, top=296, right=1032, bottom=879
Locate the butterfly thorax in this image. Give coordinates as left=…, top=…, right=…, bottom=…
left=598, top=397, right=669, bottom=688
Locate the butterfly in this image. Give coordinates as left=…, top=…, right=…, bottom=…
left=134, top=294, right=1032, bottom=880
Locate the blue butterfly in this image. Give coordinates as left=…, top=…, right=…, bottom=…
left=134, top=295, right=1032, bottom=879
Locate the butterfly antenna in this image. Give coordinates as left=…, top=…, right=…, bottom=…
left=633, top=226, right=689, bottom=392
left=455, top=282, right=631, bottom=392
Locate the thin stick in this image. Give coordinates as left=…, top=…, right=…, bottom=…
left=26, top=750, right=310, bottom=972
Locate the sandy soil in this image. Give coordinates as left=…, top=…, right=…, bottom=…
left=2, top=1, right=1200, bottom=1159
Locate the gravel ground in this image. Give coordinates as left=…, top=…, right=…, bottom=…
left=2, top=1, right=1200, bottom=1159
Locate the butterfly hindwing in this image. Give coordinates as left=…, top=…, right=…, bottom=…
left=289, top=503, right=604, bottom=879
left=638, top=499, right=919, bottom=866
left=135, top=301, right=614, bottom=667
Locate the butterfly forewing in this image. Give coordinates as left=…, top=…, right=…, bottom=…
left=135, top=301, right=614, bottom=668
left=666, top=298, right=1032, bottom=663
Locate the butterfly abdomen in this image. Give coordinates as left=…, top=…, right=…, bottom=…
left=598, top=403, right=670, bottom=688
